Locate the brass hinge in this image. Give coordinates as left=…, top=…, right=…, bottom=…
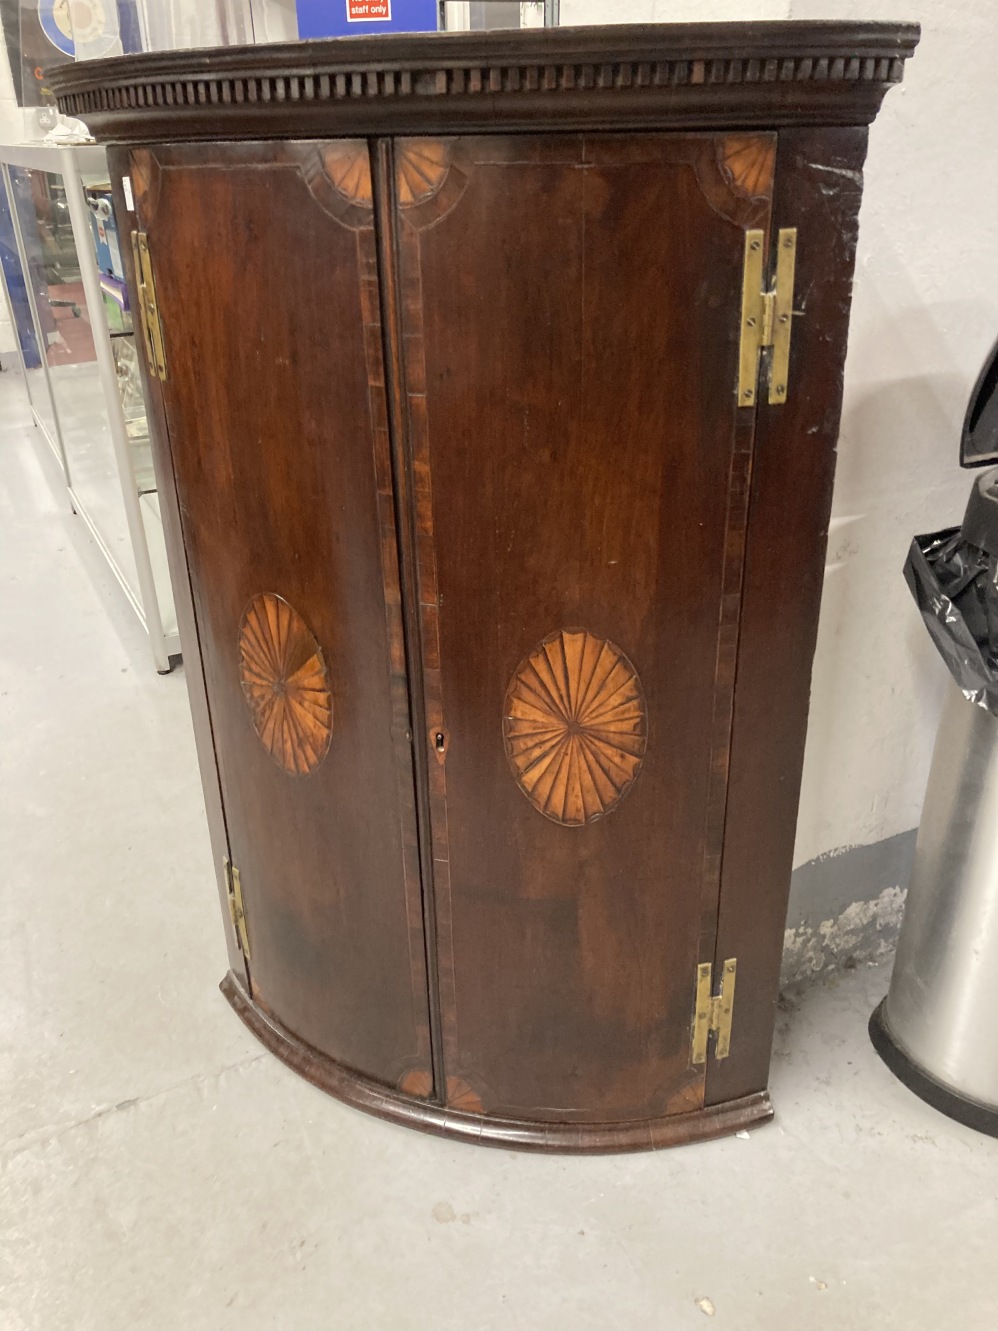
left=130, top=230, right=167, bottom=381
left=691, top=958, right=737, bottom=1065
left=738, top=227, right=797, bottom=407
left=223, top=855, right=251, bottom=960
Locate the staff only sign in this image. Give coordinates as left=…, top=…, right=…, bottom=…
left=349, top=0, right=391, bottom=16
left=296, top=0, right=438, bottom=37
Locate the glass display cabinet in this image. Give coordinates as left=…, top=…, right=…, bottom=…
left=0, top=142, right=177, bottom=671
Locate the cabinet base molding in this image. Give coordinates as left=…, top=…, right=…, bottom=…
left=221, top=972, right=774, bottom=1154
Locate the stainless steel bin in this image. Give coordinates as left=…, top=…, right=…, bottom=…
left=872, top=343, right=998, bottom=1133
left=871, top=680, right=998, bottom=1134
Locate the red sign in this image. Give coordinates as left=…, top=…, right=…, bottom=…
left=347, top=0, right=392, bottom=18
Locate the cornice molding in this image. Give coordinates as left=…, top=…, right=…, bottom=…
left=48, top=22, right=919, bottom=143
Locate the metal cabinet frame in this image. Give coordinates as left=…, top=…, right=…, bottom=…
left=0, top=141, right=178, bottom=672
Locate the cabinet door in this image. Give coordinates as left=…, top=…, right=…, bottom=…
left=393, top=133, right=773, bottom=1122
left=128, top=142, right=431, bottom=1089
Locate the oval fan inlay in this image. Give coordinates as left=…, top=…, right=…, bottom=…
left=238, top=593, right=332, bottom=776
left=503, top=628, right=647, bottom=826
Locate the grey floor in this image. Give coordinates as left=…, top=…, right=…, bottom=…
left=1, top=370, right=995, bottom=1331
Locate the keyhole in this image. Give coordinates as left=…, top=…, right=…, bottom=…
left=434, top=732, right=446, bottom=753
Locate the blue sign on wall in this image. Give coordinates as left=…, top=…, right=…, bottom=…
left=296, top=0, right=439, bottom=38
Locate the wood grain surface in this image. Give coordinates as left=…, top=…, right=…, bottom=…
left=107, top=147, right=247, bottom=984
left=48, top=23, right=919, bottom=143
left=92, top=22, right=904, bottom=1142
left=132, top=141, right=432, bottom=1088
left=394, top=133, right=771, bottom=1121
left=222, top=969, right=774, bottom=1152
left=706, top=127, right=871, bottom=1108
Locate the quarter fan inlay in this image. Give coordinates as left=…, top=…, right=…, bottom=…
left=503, top=629, right=647, bottom=826
left=238, top=593, right=332, bottom=776
left=718, top=136, right=775, bottom=200
left=397, top=140, right=451, bottom=206
left=321, top=141, right=373, bottom=203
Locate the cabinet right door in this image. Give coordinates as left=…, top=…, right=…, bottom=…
left=394, top=132, right=774, bottom=1122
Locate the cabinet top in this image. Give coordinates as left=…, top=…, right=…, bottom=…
left=48, top=21, right=918, bottom=144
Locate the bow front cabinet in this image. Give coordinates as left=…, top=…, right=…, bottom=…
left=50, top=21, right=917, bottom=1151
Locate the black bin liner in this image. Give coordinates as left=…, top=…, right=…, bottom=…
left=906, top=467, right=998, bottom=716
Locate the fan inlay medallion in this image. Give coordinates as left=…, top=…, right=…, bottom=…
left=238, top=593, right=332, bottom=776
left=503, top=629, right=647, bottom=826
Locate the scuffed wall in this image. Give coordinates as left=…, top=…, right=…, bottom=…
left=782, top=832, right=915, bottom=984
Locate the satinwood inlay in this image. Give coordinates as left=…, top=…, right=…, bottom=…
left=305, top=139, right=459, bottom=228
left=321, top=141, right=373, bottom=204
left=718, top=135, right=776, bottom=200
left=446, top=1077, right=485, bottom=1112
left=503, top=629, right=647, bottom=826
left=397, top=140, right=451, bottom=206
left=723, top=135, right=777, bottom=199
left=238, top=593, right=332, bottom=776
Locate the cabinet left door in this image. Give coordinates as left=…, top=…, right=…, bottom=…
left=114, top=141, right=433, bottom=1090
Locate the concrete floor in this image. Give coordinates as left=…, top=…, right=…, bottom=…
left=1, top=370, right=996, bottom=1331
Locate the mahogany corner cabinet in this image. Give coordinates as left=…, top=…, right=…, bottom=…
left=50, top=21, right=918, bottom=1153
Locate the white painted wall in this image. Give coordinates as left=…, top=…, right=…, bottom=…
left=787, top=0, right=998, bottom=866
left=561, top=0, right=787, bottom=21
left=565, top=0, right=994, bottom=872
